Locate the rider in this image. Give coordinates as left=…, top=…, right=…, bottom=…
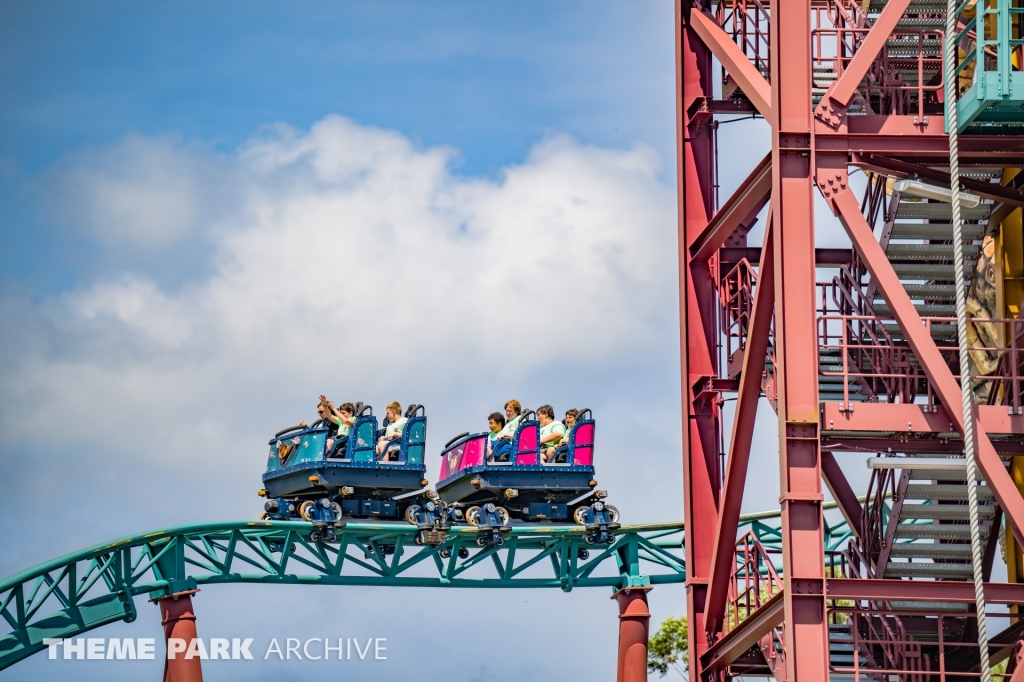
left=538, top=405, right=566, bottom=463
left=299, top=399, right=338, bottom=440
left=376, top=401, right=408, bottom=460
left=489, top=399, right=522, bottom=462
left=485, top=411, right=506, bottom=460
left=549, top=408, right=578, bottom=462
left=321, top=395, right=356, bottom=456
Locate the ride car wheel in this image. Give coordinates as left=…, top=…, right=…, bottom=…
left=299, top=500, right=315, bottom=522
left=495, top=507, right=510, bottom=526
left=604, top=504, right=620, bottom=524
left=573, top=506, right=589, bottom=525
left=465, top=506, right=481, bottom=526
left=331, top=502, right=343, bottom=523
left=404, top=504, right=421, bottom=525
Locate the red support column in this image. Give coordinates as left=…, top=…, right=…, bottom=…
left=676, top=0, right=722, bottom=676
left=770, top=0, right=830, bottom=677
left=616, top=587, right=652, bottom=682
left=156, top=591, right=204, bottom=682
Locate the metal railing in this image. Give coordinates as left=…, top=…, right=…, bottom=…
left=816, top=311, right=1024, bottom=412
left=950, top=0, right=1024, bottom=129
left=827, top=603, right=1021, bottom=679
left=720, top=258, right=758, bottom=373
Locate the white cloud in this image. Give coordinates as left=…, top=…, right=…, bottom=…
left=43, top=133, right=229, bottom=249
left=1, top=115, right=678, bottom=469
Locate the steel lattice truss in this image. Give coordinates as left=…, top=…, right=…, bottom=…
left=0, top=510, right=855, bottom=670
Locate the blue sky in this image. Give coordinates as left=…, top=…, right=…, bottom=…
left=0, top=1, right=676, bottom=294
left=0, top=3, right=793, bottom=680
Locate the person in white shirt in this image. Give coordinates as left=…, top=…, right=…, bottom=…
left=377, top=401, right=408, bottom=460
left=537, top=405, right=566, bottom=463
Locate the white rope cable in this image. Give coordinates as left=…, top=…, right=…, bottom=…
left=943, top=4, right=991, bottom=678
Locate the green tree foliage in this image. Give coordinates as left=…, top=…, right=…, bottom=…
left=648, top=615, right=689, bottom=679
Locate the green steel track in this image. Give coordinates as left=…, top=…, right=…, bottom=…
left=0, top=507, right=856, bottom=670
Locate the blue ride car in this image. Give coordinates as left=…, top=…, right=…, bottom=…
left=259, top=404, right=447, bottom=543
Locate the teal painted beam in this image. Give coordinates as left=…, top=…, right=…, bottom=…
left=0, top=504, right=857, bottom=671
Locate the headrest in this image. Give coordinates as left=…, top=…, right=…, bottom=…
left=444, top=432, right=470, bottom=449
left=576, top=408, right=593, bottom=421
left=274, top=423, right=306, bottom=438
left=405, top=403, right=425, bottom=418
left=519, top=409, right=536, bottom=422
left=355, top=404, right=373, bottom=418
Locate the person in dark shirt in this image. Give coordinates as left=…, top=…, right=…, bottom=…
left=299, top=399, right=339, bottom=440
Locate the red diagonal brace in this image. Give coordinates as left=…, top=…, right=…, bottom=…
left=704, top=213, right=775, bottom=636
left=700, top=591, right=786, bottom=673
left=814, top=0, right=912, bottom=127
left=1011, top=645, right=1024, bottom=682
left=820, top=451, right=863, bottom=540
left=687, top=10, right=773, bottom=120
left=830, top=185, right=1024, bottom=545
left=690, top=153, right=772, bottom=263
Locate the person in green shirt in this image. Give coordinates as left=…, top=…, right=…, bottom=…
left=377, top=401, right=408, bottom=460
left=489, top=399, right=522, bottom=462
left=538, top=405, right=566, bottom=463
left=320, top=395, right=356, bottom=457
left=561, top=409, right=578, bottom=442
left=485, top=412, right=506, bottom=460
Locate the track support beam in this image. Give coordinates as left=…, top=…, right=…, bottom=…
left=616, top=587, right=652, bottom=682
left=156, top=591, right=204, bottom=682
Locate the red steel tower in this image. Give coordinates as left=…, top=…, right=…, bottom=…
left=677, top=0, right=1024, bottom=678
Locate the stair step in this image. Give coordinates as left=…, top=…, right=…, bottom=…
left=904, top=483, right=995, bottom=501
left=884, top=562, right=975, bottom=578
left=894, top=283, right=958, bottom=299
left=819, top=376, right=862, bottom=387
left=890, top=263, right=960, bottom=279
left=873, top=302, right=957, bottom=317
left=909, top=468, right=982, bottom=481
left=880, top=321, right=956, bottom=339
left=886, top=38, right=943, bottom=55
left=885, top=243, right=981, bottom=261
left=887, top=543, right=973, bottom=559
left=888, top=222, right=986, bottom=240
left=895, top=17, right=947, bottom=29
left=894, top=524, right=975, bottom=540
left=899, top=504, right=995, bottom=520
left=888, top=600, right=970, bottom=612
left=895, top=203, right=990, bottom=220
left=870, top=0, right=947, bottom=8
